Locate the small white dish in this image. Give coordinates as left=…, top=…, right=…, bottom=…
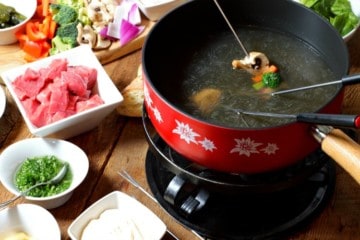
left=0, top=138, right=89, bottom=209
left=0, top=203, right=61, bottom=240
left=0, top=86, right=5, bottom=118
left=135, top=0, right=186, bottom=21
left=68, top=191, right=167, bottom=240
left=1, top=45, right=123, bottom=139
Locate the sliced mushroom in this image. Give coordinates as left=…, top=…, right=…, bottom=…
left=232, top=51, right=270, bottom=75
left=94, top=34, right=112, bottom=50
left=77, top=24, right=97, bottom=48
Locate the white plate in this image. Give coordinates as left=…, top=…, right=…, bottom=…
left=68, top=191, right=167, bottom=240
left=0, top=86, right=5, bottom=118
left=0, top=203, right=61, bottom=240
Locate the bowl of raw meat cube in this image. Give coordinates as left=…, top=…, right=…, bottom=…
left=1, top=45, right=123, bottom=139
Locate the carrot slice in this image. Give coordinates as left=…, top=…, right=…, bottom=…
left=42, top=0, right=50, bottom=17
left=48, top=20, right=57, bottom=39
left=252, top=74, right=263, bottom=83
left=267, top=65, right=278, bottom=73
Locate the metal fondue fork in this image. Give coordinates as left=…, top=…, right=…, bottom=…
left=213, top=0, right=249, bottom=57
left=118, top=170, right=205, bottom=240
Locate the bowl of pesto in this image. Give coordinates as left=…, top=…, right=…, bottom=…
left=0, top=138, right=89, bottom=209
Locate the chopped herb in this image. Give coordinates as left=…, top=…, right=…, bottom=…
left=15, top=155, right=72, bottom=197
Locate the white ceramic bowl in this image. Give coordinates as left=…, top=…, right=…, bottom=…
left=1, top=45, right=123, bottom=139
left=135, top=0, right=186, bottom=21
left=0, top=0, right=37, bottom=45
left=0, top=137, right=89, bottom=209
left=0, top=203, right=61, bottom=240
left=68, top=191, right=167, bottom=240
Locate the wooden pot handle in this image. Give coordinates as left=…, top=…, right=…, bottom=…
left=313, top=126, right=360, bottom=184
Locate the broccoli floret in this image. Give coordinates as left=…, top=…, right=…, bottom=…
left=50, top=35, right=74, bottom=55
left=50, top=4, right=78, bottom=25
left=262, top=72, right=281, bottom=88
left=57, top=0, right=84, bottom=11
left=77, top=7, right=92, bottom=25
left=56, top=21, right=79, bottom=46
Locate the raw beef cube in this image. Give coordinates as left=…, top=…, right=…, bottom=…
left=76, top=94, right=104, bottom=112
left=48, top=82, right=69, bottom=115
left=12, top=68, right=45, bottom=100
left=39, top=58, right=68, bottom=80
left=22, top=98, right=49, bottom=127
left=61, top=71, right=89, bottom=98
left=36, top=82, right=52, bottom=103
left=68, top=65, right=97, bottom=89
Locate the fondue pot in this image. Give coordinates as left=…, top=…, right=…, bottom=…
left=142, top=0, right=359, bottom=175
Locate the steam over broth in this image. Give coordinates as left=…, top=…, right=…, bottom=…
left=169, top=27, right=340, bottom=128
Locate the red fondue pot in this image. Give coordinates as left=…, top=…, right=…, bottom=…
left=142, top=0, right=349, bottom=174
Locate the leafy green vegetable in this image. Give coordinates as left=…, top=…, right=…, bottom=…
left=301, top=0, right=359, bottom=36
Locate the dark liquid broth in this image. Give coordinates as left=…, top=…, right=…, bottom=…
left=173, top=27, right=339, bottom=128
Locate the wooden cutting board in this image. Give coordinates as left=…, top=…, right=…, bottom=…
left=0, top=19, right=155, bottom=77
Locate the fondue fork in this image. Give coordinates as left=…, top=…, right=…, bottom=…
left=213, top=0, right=249, bottom=57
left=271, top=74, right=360, bottom=96
left=118, top=170, right=205, bottom=240
left=237, top=110, right=360, bottom=129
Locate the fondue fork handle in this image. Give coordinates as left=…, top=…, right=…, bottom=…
left=295, top=113, right=360, bottom=128
left=240, top=111, right=360, bottom=128
left=313, top=126, right=360, bottom=185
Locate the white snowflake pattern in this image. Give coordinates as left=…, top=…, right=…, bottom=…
left=143, top=85, right=152, bottom=106
left=153, top=107, right=163, bottom=123
left=261, top=143, right=279, bottom=155
left=199, top=138, right=217, bottom=152
left=172, top=120, right=200, bottom=144
left=230, top=138, right=262, bottom=157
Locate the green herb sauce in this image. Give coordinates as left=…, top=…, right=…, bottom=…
left=15, top=155, right=72, bottom=197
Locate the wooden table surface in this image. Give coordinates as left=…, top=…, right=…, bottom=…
left=1, top=29, right=360, bottom=240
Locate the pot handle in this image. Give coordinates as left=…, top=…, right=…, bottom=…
left=313, top=126, right=360, bottom=184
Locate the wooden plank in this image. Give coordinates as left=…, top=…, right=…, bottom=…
left=0, top=20, right=155, bottom=78
left=95, top=20, right=155, bottom=64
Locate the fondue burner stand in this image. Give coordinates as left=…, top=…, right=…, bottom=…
left=144, top=132, right=336, bottom=240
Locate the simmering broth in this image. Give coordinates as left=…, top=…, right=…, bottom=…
left=168, top=27, right=340, bottom=128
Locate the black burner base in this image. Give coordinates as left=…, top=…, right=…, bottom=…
left=145, top=143, right=336, bottom=240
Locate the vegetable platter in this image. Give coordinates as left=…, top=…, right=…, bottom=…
left=0, top=0, right=156, bottom=78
